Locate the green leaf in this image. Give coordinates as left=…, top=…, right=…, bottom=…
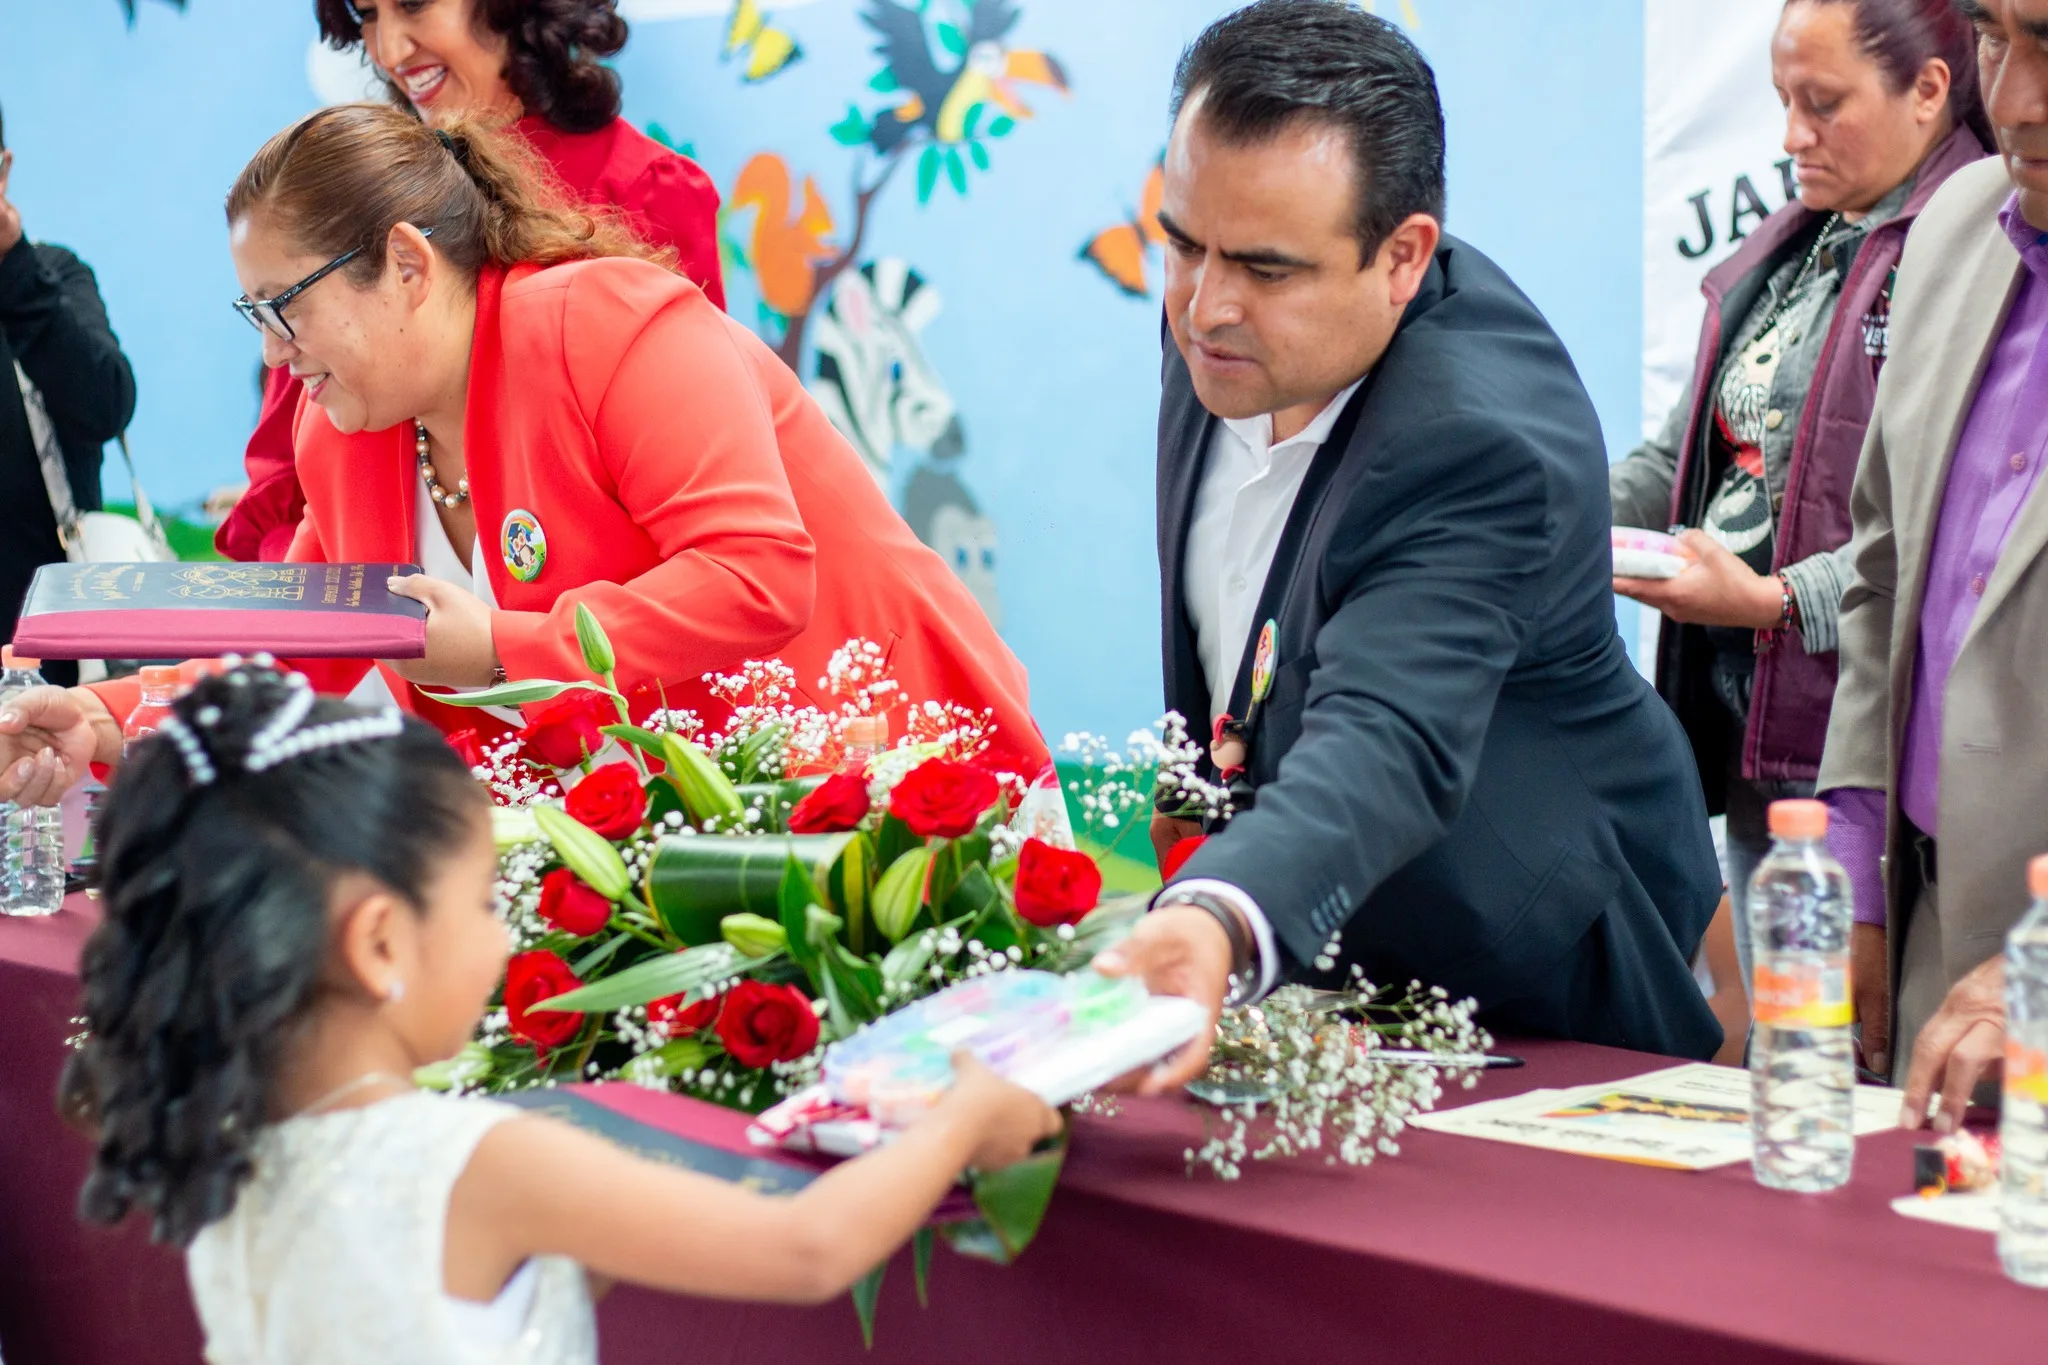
left=423, top=678, right=608, bottom=709
left=573, top=602, right=616, bottom=677
left=851, top=1262, right=885, bottom=1349
left=962, top=1128, right=1067, bottom=1263
left=645, top=774, right=685, bottom=827
left=875, top=814, right=922, bottom=873
left=912, top=1227, right=934, bottom=1307
left=820, top=947, right=884, bottom=1036
left=837, top=831, right=873, bottom=954
left=779, top=857, right=826, bottom=980
left=987, top=114, right=1016, bottom=138
left=646, top=121, right=676, bottom=149
left=868, top=68, right=898, bottom=93
left=944, top=146, right=968, bottom=196
left=532, top=941, right=765, bottom=1013
left=600, top=724, right=671, bottom=760
left=736, top=720, right=789, bottom=784
left=947, top=863, right=1001, bottom=924
left=936, top=20, right=966, bottom=55
left=533, top=805, right=632, bottom=901
left=916, top=145, right=942, bottom=203
left=962, top=101, right=985, bottom=139
left=829, top=104, right=872, bottom=147
left=880, top=928, right=937, bottom=989
left=968, top=140, right=990, bottom=172
left=735, top=775, right=826, bottom=830
left=643, top=834, right=854, bottom=945
left=571, top=932, right=630, bottom=977
left=872, top=846, right=933, bottom=942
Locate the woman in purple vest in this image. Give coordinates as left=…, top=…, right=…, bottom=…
left=1612, top=0, right=1991, bottom=1004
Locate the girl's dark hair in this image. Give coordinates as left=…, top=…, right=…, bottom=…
left=58, top=665, right=486, bottom=1247
left=1800, top=0, right=1995, bottom=151
left=224, top=103, right=671, bottom=288
left=316, top=0, right=629, bottom=135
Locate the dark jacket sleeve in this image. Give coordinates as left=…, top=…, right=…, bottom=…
left=1174, top=413, right=1554, bottom=969
left=0, top=240, right=136, bottom=505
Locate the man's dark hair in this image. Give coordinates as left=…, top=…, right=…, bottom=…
left=1171, top=0, right=1447, bottom=264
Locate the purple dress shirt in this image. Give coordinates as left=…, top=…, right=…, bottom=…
left=1827, top=194, right=2048, bottom=924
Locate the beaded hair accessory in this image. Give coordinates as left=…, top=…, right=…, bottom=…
left=161, top=655, right=404, bottom=787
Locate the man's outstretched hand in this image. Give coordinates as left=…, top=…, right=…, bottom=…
left=1093, top=904, right=1234, bottom=1094
left=0, top=686, right=118, bottom=805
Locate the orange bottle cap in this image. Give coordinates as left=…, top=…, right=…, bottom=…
left=1768, top=799, right=1829, bottom=840
left=2030, top=855, right=2048, bottom=900
left=842, top=715, right=888, bottom=746
left=2, top=646, right=37, bottom=670
left=140, top=665, right=184, bottom=687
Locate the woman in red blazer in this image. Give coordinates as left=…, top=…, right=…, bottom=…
left=14, top=105, right=1045, bottom=792
left=218, top=0, right=723, bottom=562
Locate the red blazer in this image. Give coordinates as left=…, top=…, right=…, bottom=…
left=237, top=259, right=1044, bottom=777
left=217, top=116, right=724, bottom=562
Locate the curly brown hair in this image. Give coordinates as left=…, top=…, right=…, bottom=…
left=316, top=0, right=629, bottom=135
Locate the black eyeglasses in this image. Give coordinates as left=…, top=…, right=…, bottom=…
left=232, top=227, right=434, bottom=342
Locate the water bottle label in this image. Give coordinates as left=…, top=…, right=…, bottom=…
left=1752, top=958, right=1852, bottom=1027
left=2006, top=1040, right=2048, bottom=1105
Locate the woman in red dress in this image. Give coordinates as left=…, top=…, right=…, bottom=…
left=218, top=0, right=723, bottom=561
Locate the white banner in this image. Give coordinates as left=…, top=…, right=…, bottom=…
left=1642, top=0, right=1797, bottom=438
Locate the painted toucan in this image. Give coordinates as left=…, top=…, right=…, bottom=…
left=861, top=0, right=1068, bottom=155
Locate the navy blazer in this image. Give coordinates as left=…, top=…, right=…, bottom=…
left=1159, top=235, right=1723, bottom=1060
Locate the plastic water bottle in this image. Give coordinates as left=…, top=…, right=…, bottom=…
left=123, top=666, right=184, bottom=754
left=1748, top=798, right=1855, bottom=1192
left=0, top=647, right=67, bottom=917
left=1999, top=855, right=2048, bottom=1286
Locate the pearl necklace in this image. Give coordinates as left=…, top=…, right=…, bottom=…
left=416, top=419, right=469, bottom=508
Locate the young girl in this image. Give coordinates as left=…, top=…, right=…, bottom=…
left=59, top=661, right=1058, bottom=1363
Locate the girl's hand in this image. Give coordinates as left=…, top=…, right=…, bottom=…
left=937, top=1052, right=1061, bottom=1170
left=384, top=574, right=501, bottom=688
left=1614, top=529, right=1785, bottom=630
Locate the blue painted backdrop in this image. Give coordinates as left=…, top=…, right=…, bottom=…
left=0, top=0, right=1643, bottom=740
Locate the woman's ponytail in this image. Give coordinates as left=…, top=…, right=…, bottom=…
left=224, top=103, right=675, bottom=290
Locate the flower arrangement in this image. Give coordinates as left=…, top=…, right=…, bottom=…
left=428, top=606, right=1487, bottom=1339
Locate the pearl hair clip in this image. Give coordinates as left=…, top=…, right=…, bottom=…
left=159, top=659, right=403, bottom=787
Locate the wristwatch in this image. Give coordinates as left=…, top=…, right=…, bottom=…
left=1152, top=887, right=1260, bottom=1007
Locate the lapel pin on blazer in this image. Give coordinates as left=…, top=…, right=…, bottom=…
left=501, top=509, right=547, bottom=583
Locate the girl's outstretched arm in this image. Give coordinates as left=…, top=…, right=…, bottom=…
left=444, top=1054, right=1059, bottom=1306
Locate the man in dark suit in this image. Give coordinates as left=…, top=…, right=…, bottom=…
left=1098, top=0, right=1723, bottom=1075
left=0, top=100, right=137, bottom=687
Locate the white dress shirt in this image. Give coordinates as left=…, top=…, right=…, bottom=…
left=1184, top=379, right=1365, bottom=725
left=1171, top=380, right=1364, bottom=1002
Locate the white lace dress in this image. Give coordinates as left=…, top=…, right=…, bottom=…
left=186, top=1091, right=597, bottom=1365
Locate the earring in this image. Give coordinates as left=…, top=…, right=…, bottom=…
left=386, top=980, right=406, bottom=1004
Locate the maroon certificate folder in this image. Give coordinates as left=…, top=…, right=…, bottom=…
left=12, top=562, right=429, bottom=659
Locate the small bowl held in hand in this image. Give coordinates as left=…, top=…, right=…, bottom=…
left=1613, top=527, right=1690, bottom=580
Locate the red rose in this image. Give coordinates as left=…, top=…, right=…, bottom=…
left=715, top=980, right=821, bottom=1068
left=647, top=990, right=720, bottom=1040
left=504, top=950, right=584, bottom=1052
left=1014, top=838, right=1104, bottom=928
left=1159, top=834, right=1208, bottom=882
left=536, top=867, right=613, bottom=938
left=888, top=758, right=1000, bottom=839
left=446, top=727, right=489, bottom=770
left=517, top=691, right=612, bottom=769
left=565, top=762, right=649, bottom=839
left=788, top=771, right=872, bottom=833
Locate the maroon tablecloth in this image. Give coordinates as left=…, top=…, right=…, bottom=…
left=7, top=896, right=2048, bottom=1364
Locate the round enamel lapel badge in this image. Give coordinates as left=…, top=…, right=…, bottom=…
left=501, top=509, right=547, bottom=583
left=1251, top=619, right=1278, bottom=705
